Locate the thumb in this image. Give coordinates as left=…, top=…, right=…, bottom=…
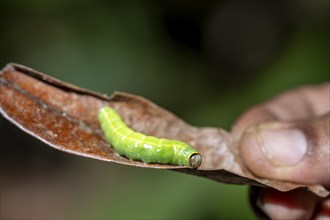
left=239, top=112, right=330, bottom=187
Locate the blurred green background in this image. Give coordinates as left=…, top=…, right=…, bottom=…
left=0, top=1, right=329, bottom=219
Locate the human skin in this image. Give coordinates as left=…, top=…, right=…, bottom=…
left=233, top=83, right=330, bottom=219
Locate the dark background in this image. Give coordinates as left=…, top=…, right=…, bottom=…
left=1, top=1, right=329, bottom=219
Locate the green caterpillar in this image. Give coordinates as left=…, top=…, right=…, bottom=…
left=98, top=107, right=202, bottom=168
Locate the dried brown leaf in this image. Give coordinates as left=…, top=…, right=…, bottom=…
left=0, top=63, right=328, bottom=197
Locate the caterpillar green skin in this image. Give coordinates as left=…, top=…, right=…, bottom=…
left=98, top=107, right=202, bottom=168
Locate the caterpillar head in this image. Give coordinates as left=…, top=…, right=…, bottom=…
left=189, top=153, right=202, bottom=168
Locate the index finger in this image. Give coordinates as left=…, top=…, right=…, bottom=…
left=232, top=83, right=330, bottom=137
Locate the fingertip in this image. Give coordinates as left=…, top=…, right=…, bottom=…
left=259, top=189, right=318, bottom=220
left=239, top=120, right=330, bottom=186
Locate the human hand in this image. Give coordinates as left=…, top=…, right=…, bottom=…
left=233, top=83, right=330, bottom=219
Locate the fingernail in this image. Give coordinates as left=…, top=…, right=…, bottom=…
left=257, top=125, right=307, bottom=166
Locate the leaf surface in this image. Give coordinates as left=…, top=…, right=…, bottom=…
left=0, top=63, right=328, bottom=197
